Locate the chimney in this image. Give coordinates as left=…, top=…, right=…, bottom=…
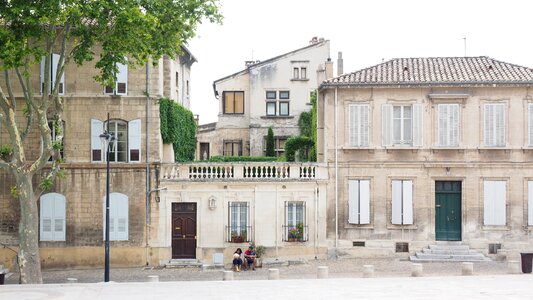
left=337, top=52, right=343, bottom=76
left=309, top=36, right=319, bottom=44
left=325, top=57, right=334, bottom=80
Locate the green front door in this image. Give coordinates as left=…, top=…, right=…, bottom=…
left=435, top=181, right=462, bottom=241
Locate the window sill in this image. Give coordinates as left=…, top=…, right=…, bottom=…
left=290, top=78, right=309, bottom=82
left=260, top=116, right=294, bottom=119
left=345, top=224, right=374, bottom=229
left=387, top=225, right=418, bottom=230
left=341, top=146, right=373, bottom=150
left=481, top=225, right=510, bottom=231
left=477, top=146, right=510, bottom=150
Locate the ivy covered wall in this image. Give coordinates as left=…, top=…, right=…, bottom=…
left=159, top=98, right=197, bottom=162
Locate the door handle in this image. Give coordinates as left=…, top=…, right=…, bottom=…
left=175, top=227, right=181, bottom=230
left=435, top=205, right=441, bottom=208
left=182, top=235, right=185, bottom=238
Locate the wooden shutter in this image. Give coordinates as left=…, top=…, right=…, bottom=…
left=104, top=193, right=129, bottom=241
left=91, top=119, right=104, bottom=162
left=527, top=181, right=533, bottom=226
left=359, top=180, right=370, bottom=224
left=40, top=193, right=66, bottom=241
left=484, top=104, right=494, bottom=146
left=349, top=105, right=357, bottom=146
left=402, top=180, right=413, bottom=224
left=348, top=180, right=359, bottom=224
left=483, top=181, right=506, bottom=225
left=495, top=104, right=505, bottom=146
left=412, top=104, right=423, bottom=147
left=51, top=53, right=64, bottom=94
left=529, top=181, right=533, bottom=226
left=116, top=60, right=128, bottom=95
left=40, top=56, right=46, bottom=94
left=53, top=194, right=66, bottom=241
left=484, top=104, right=505, bottom=147
left=391, top=180, right=402, bottom=224
left=438, top=104, right=459, bottom=147
left=128, top=119, right=141, bottom=162
left=382, top=104, right=393, bottom=146
left=529, top=104, right=533, bottom=146
left=349, top=105, right=369, bottom=147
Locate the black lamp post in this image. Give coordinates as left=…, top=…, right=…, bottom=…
left=99, top=113, right=114, bottom=282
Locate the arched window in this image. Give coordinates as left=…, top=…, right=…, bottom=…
left=91, top=119, right=141, bottom=163
left=103, top=192, right=129, bottom=241
left=40, top=193, right=66, bottom=241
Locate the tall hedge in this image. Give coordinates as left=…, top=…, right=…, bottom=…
left=266, top=127, right=275, bottom=157
left=284, top=136, right=314, bottom=162
left=159, top=98, right=197, bottom=162
left=298, top=111, right=312, bottom=138
left=310, top=90, right=318, bottom=161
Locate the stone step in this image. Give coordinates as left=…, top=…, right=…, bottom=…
left=422, top=248, right=477, bottom=255
left=410, top=255, right=490, bottom=262
left=414, top=253, right=488, bottom=260
left=429, top=244, right=470, bottom=251
left=165, top=259, right=203, bottom=268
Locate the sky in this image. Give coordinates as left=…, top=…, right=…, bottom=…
left=188, top=0, right=533, bottom=125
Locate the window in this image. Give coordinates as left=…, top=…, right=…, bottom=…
left=40, top=193, right=66, bottom=241
left=484, top=103, right=505, bottom=147
left=223, top=91, right=244, bottom=114
left=301, top=67, right=307, bottom=79
left=348, top=180, right=370, bottom=224
left=91, top=119, right=141, bottom=163
left=40, top=53, right=64, bottom=95
left=382, top=104, right=423, bottom=147
left=48, top=120, right=64, bottom=161
left=228, top=202, right=250, bottom=243
left=266, top=91, right=276, bottom=99
left=391, top=180, right=413, bottom=225
left=527, top=181, right=533, bottom=226
left=279, top=91, right=290, bottom=99
left=437, top=104, right=459, bottom=147
left=483, top=180, right=506, bottom=226
left=223, top=140, right=242, bottom=156
left=186, top=80, right=189, bottom=97
left=292, top=67, right=307, bottom=80
left=266, top=102, right=276, bottom=116
left=104, top=59, right=128, bottom=95
left=528, top=104, right=533, bottom=146
left=103, top=193, right=129, bottom=241
left=293, top=67, right=299, bottom=79
left=348, top=104, right=369, bottom=147
left=279, top=102, right=289, bottom=116
left=263, top=136, right=288, bottom=156
left=284, top=202, right=307, bottom=242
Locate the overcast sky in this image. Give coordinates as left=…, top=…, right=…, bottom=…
left=188, top=0, right=533, bottom=125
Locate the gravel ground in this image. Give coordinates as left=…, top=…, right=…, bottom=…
left=3, top=258, right=509, bottom=284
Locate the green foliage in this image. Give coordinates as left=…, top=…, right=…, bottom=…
left=266, top=127, right=275, bottom=157
left=39, top=177, right=53, bottom=191
left=10, top=186, right=17, bottom=199
left=284, top=136, right=314, bottom=162
left=204, top=156, right=277, bottom=162
left=298, top=111, right=312, bottom=137
left=159, top=98, right=197, bottom=162
left=310, top=90, right=318, bottom=161
left=0, top=144, right=12, bottom=160
left=252, top=244, right=266, bottom=258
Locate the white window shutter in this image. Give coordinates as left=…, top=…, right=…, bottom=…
left=348, top=180, right=360, bottom=224
left=484, top=181, right=506, bottom=225
left=360, top=105, right=369, bottom=146
left=91, top=119, right=104, bottom=162
left=40, top=194, right=53, bottom=241
left=103, top=193, right=129, bottom=241
left=412, top=104, right=423, bottom=147
left=116, top=60, right=128, bottom=95
left=359, top=180, right=370, bottom=224
left=382, top=104, right=393, bottom=146
left=438, top=104, right=448, bottom=146
left=349, top=105, right=357, bottom=146
left=128, top=119, right=141, bottom=163
left=529, top=104, right=533, bottom=146
left=40, top=56, right=46, bottom=94
left=51, top=53, right=64, bottom=94
left=391, top=180, right=402, bottom=224
left=402, top=180, right=413, bottom=224
left=528, top=181, right=533, bottom=226
left=495, top=104, right=505, bottom=147
left=450, top=104, right=459, bottom=146
left=53, top=194, right=66, bottom=241
left=484, top=104, right=495, bottom=146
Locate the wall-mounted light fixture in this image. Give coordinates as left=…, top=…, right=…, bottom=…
left=149, top=187, right=168, bottom=203
left=208, top=196, right=217, bottom=210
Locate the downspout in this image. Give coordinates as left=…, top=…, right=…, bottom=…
left=145, top=61, right=151, bottom=265
left=314, top=183, right=319, bottom=259
left=334, top=87, right=339, bottom=251
left=275, top=185, right=279, bottom=257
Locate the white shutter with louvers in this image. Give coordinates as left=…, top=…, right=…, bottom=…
left=412, top=104, right=423, bottom=147
left=103, top=193, right=129, bottom=241
left=495, top=104, right=505, bottom=147
left=128, top=119, right=141, bottom=162
left=483, top=181, right=506, bottom=225
left=528, top=181, right=533, bottom=226
left=349, top=105, right=369, bottom=147
left=391, top=180, right=402, bottom=224
left=360, top=105, right=369, bottom=146
left=40, top=193, right=66, bottom=241
left=40, top=56, right=46, bottom=94
left=450, top=104, right=459, bottom=146
left=402, top=180, right=413, bottom=224
left=349, top=105, right=357, bottom=146
left=116, top=60, right=128, bottom=95
left=529, top=104, right=533, bottom=146
left=382, top=104, right=393, bottom=146
left=91, top=119, right=104, bottom=162
left=53, top=194, right=66, bottom=241
left=51, top=53, right=64, bottom=95
left=359, top=180, right=370, bottom=224
left=484, top=104, right=494, bottom=146
left=348, top=180, right=359, bottom=224
left=438, top=104, right=448, bottom=146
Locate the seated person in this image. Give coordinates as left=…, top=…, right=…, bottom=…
left=232, top=248, right=243, bottom=272
left=243, top=246, right=257, bottom=270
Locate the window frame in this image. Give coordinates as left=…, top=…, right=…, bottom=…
left=437, top=103, right=460, bottom=147
left=279, top=91, right=290, bottom=100
left=223, top=91, right=245, bottom=114
left=40, top=193, right=66, bottom=241
left=223, top=140, right=243, bottom=157
left=279, top=101, right=290, bottom=116
left=104, top=59, right=128, bottom=96
left=483, top=180, right=507, bottom=226
left=348, top=179, right=371, bottom=225
left=47, top=120, right=65, bottom=161
left=391, top=180, right=413, bottom=225
left=348, top=104, right=370, bottom=147
left=483, top=103, right=506, bottom=147
left=266, top=101, right=277, bottom=116
left=103, top=192, right=129, bottom=241
left=266, top=91, right=277, bottom=99
left=228, top=202, right=250, bottom=243
left=284, top=201, right=307, bottom=242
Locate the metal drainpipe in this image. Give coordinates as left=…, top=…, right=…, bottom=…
left=145, top=61, right=151, bottom=265
left=314, top=183, right=319, bottom=259
left=334, top=87, right=338, bottom=251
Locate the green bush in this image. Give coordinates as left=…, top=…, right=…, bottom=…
left=284, top=136, right=314, bottom=162
left=298, top=111, right=312, bottom=138
left=266, top=127, right=275, bottom=157
left=202, top=156, right=278, bottom=162
left=310, top=90, right=318, bottom=161
left=159, top=98, right=197, bottom=162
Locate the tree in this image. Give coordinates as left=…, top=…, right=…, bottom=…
left=266, top=127, right=275, bottom=157
left=0, top=0, right=221, bottom=284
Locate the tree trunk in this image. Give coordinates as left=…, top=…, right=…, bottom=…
left=16, top=173, right=43, bottom=284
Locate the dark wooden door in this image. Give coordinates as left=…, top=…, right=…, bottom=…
left=435, top=181, right=462, bottom=241
left=172, top=203, right=197, bottom=259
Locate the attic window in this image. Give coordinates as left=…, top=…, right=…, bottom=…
left=403, top=66, right=408, bottom=72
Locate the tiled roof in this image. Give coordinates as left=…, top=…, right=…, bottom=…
left=323, top=56, right=533, bottom=87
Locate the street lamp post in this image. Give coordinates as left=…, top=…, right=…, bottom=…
left=100, top=113, right=114, bottom=282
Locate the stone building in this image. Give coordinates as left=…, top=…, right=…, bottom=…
left=0, top=47, right=195, bottom=270
left=196, top=38, right=331, bottom=160
left=318, top=56, right=533, bottom=258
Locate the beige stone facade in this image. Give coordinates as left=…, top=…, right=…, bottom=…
left=318, top=57, right=533, bottom=258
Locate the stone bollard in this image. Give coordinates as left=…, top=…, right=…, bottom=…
left=66, top=278, right=78, bottom=284
left=411, top=263, right=423, bottom=277
left=362, top=265, right=374, bottom=278
left=268, top=268, right=279, bottom=280
left=461, top=262, right=473, bottom=276
left=222, top=270, right=234, bottom=281
left=147, top=275, right=159, bottom=282
left=507, top=260, right=521, bottom=274
left=317, top=266, right=329, bottom=279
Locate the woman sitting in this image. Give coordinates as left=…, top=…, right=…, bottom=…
left=232, top=248, right=243, bottom=272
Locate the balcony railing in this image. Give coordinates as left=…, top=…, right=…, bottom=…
left=161, top=162, right=326, bottom=181
left=282, top=224, right=309, bottom=242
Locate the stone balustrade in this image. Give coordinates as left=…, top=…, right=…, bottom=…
left=160, top=162, right=327, bottom=181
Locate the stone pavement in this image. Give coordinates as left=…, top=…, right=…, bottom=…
left=1, top=275, right=533, bottom=300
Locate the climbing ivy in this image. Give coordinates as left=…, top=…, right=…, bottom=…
left=298, top=111, right=312, bottom=138
left=292, top=90, right=317, bottom=161
left=159, top=98, right=197, bottom=162
left=284, top=136, right=314, bottom=162
left=310, top=90, right=318, bottom=161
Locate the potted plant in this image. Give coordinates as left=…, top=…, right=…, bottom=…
left=251, top=244, right=266, bottom=267
left=288, top=223, right=304, bottom=242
